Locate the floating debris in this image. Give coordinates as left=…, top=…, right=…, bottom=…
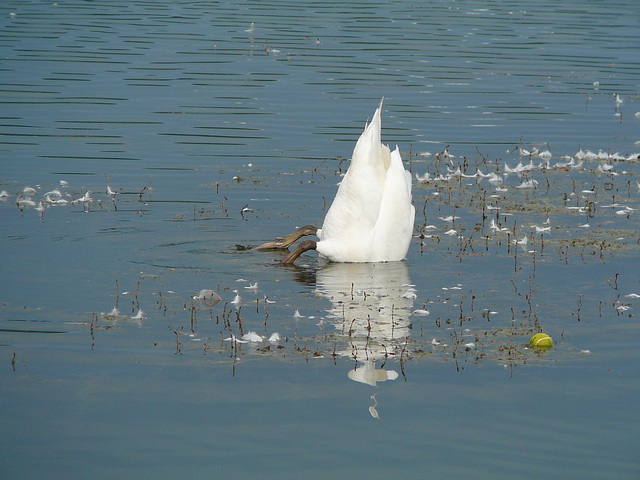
left=224, top=334, right=248, bottom=344
left=530, top=333, right=553, bottom=349
left=241, top=331, right=263, bottom=343
left=194, top=289, right=222, bottom=307
left=230, top=291, right=241, bottom=308
left=268, top=332, right=281, bottom=343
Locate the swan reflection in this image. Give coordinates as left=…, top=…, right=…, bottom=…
left=315, top=261, right=413, bottom=384
left=347, top=360, right=398, bottom=387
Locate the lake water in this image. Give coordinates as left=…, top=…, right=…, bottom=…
left=1, top=1, right=639, bottom=479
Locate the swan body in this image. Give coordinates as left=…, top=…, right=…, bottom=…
left=316, top=101, right=414, bottom=262
left=257, top=99, right=415, bottom=263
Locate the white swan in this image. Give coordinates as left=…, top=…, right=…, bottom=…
left=257, top=99, right=415, bottom=263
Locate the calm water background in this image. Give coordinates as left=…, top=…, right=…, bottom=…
left=1, top=1, right=639, bottom=479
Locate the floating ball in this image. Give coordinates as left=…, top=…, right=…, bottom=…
left=530, top=333, right=553, bottom=348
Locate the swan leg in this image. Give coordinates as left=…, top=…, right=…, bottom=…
left=254, top=225, right=318, bottom=250
left=280, top=240, right=317, bottom=264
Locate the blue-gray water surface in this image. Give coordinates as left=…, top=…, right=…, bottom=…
left=1, top=1, right=639, bottom=479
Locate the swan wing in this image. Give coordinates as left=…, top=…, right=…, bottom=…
left=319, top=102, right=389, bottom=260
left=370, top=146, right=415, bottom=261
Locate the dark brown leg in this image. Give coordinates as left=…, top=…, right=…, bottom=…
left=254, top=225, right=318, bottom=250
left=280, top=240, right=317, bottom=264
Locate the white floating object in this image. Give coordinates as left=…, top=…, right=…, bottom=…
left=538, top=151, right=552, bottom=161
left=230, top=291, right=241, bottom=307
left=513, top=236, right=528, bottom=245
left=224, top=334, right=248, bottom=344
left=268, top=332, right=281, bottom=343
left=193, top=290, right=221, bottom=308
left=241, top=331, right=263, bottom=343
left=72, top=191, right=93, bottom=205
left=50, top=197, right=69, bottom=206
left=616, top=207, right=634, bottom=215
left=487, top=173, right=503, bottom=185
left=43, top=189, right=62, bottom=201
left=415, top=172, right=431, bottom=182
left=16, top=196, right=36, bottom=208
left=614, top=93, right=623, bottom=107
left=489, top=219, right=509, bottom=232
left=516, top=179, right=538, bottom=189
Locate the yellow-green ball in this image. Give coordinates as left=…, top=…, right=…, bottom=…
left=530, top=333, right=553, bottom=348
